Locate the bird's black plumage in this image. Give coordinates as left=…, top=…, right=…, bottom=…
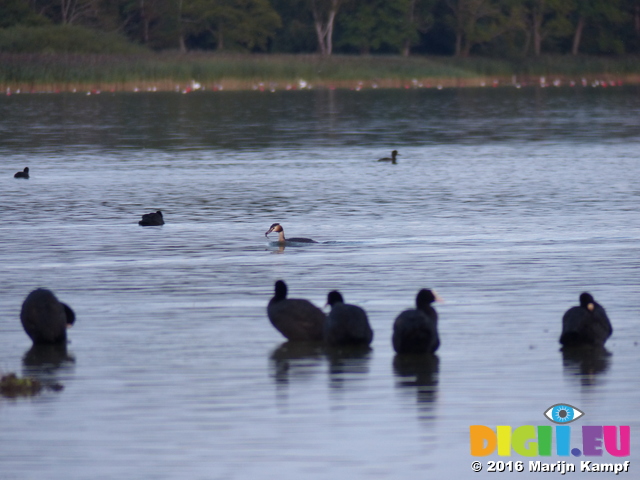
left=560, top=292, right=612, bottom=347
left=20, top=288, right=75, bottom=345
left=14, top=167, right=29, bottom=179
left=139, top=210, right=164, bottom=226
left=267, top=280, right=325, bottom=341
left=324, top=291, right=373, bottom=346
left=392, top=289, right=439, bottom=354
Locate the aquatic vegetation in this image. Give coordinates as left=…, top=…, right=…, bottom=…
left=0, top=373, right=43, bottom=398
left=0, top=372, right=64, bottom=398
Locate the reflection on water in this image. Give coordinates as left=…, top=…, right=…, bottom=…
left=561, top=346, right=611, bottom=387
left=269, top=341, right=325, bottom=385
left=393, top=354, right=439, bottom=421
left=20, top=343, right=75, bottom=393
left=325, top=345, right=371, bottom=391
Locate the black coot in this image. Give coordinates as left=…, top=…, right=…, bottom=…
left=139, top=210, right=164, bottom=226
left=267, top=280, right=325, bottom=341
left=20, top=288, right=75, bottom=344
left=560, top=292, right=612, bottom=347
left=392, top=289, right=439, bottom=354
left=324, top=290, right=373, bottom=346
left=14, top=167, right=29, bottom=178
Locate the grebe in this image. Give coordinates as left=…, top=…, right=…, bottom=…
left=20, top=288, right=76, bottom=344
left=265, top=223, right=317, bottom=244
left=14, top=167, right=29, bottom=178
left=324, top=290, right=373, bottom=346
left=560, top=293, right=612, bottom=347
left=378, top=150, right=399, bottom=164
left=392, top=289, right=440, bottom=354
left=139, top=210, right=164, bottom=226
left=267, top=280, right=325, bottom=341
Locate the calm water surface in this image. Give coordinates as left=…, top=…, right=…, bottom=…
left=1, top=88, right=639, bottom=478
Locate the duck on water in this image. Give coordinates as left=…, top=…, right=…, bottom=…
left=265, top=223, right=317, bottom=244
left=378, top=150, right=399, bottom=164
left=560, top=292, right=612, bottom=348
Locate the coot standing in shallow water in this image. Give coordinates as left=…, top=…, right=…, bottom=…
left=267, top=280, right=325, bottom=341
left=14, top=167, right=29, bottom=179
left=377, top=150, right=399, bottom=164
left=324, top=291, right=373, bottom=346
left=20, top=288, right=75, bottom=344
left=139, top=210, right=164, bottom=226
left=560, top=292, right=612, bottom=347
left=265, top=223, right=317, bottom=244
left=392, top=289, right=440, bottom=354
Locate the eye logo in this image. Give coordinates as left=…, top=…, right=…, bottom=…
left=544, top=404, right=584, bottom=424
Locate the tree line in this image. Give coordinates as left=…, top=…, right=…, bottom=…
left=3, top=0, right=640, bottom=56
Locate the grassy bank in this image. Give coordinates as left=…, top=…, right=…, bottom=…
left=2, top=53, right=640, bottom=92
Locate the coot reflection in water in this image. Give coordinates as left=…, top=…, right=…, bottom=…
left=269, top=341, right=325, bottom=384
left=325, top=345, right=372, bottom=391
left=561, top=346, right=611, bottom=387
left=393, top=354, right=440, bottom=422
left=22, top=343, right=75, bottom=391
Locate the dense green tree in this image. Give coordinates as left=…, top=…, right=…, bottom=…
left=402, top=0, right=436, bottom=56
left=337, top=0, right=408, bottom=54
left=336, top=0, right=435, bottom=55
left=3, top=0, right=639, bottom=55
left=623, top=0, right=640, bottom=51
left=518, top=0, right=573, bottom=56
left=570, top=0, right=625, bottom=54
left=1, top=0, right=50, bottom=27
left=445, top=0, right=515, bottom=56
left=270, top=0, right=316, bottom=52
left=180, top=0, right=281, bottom=51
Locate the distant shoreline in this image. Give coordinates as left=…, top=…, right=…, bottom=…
left=3, top=75, right=639, bottom=94
left=2, top=53, right=640, bottom=93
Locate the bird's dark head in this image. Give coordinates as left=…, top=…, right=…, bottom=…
left=156, top=211, right=163, bottom=217
left=274, top=280, right=288, bottom=300
left=416, top=289, right=436, bottom=310
left=326, top=290, right=344, bottom=306
left=579, top=292, right=595, bottom=311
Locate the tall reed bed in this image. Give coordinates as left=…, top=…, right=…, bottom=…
left=1, top=53, right=639, bottom=91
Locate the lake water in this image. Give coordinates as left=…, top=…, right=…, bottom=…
left=1, top=87, right=639, bottom=479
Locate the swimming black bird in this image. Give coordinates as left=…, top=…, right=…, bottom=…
left=378, top=150, right=399, bottom=164
left=324, top=290, right=373, bottom=346
left=267, top=280, right=325, bottom=341
left=20, top=288, right=76, bottom=345
left=392, top=289, right=440, bottom=354
left=265, top=223, right=317, bottom=244
left=14, top=167, right=29, bottom=179
left=560, top=292, right=612, bottom=347
left=139, top=210, right=164, bottom=226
